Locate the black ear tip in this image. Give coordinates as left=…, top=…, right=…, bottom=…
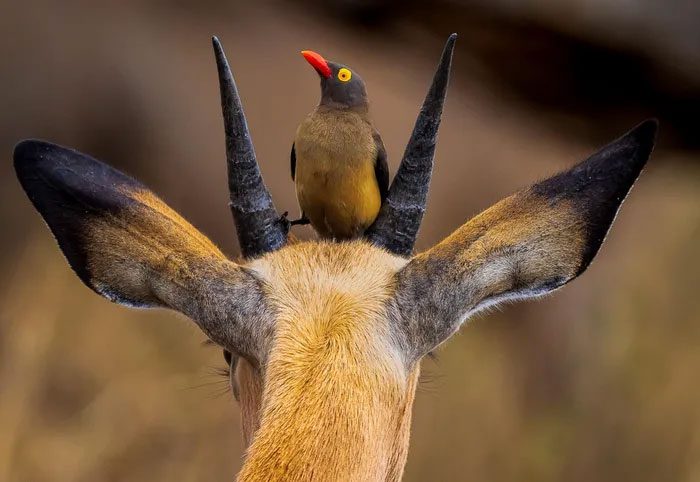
left=14, top=139, right=51, bottom=177
left=620, top=118, right=658, bottom=172
left=448, top=33, right=458, bottom=42
left=629, top=118, right=659, bottom=149
left=14, top=139, right=40, bottom=163
left=14, top=140, right=83, bottom=179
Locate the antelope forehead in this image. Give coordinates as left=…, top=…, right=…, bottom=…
left=265, top=263, right=398, bottom=320
left=247, top=240, right=408, bottom=287
left=246, top=241, right=408, bottom=347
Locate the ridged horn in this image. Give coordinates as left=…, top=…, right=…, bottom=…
left=366, top=33, right=457, bottom=256
left=212, top=36, right=287, bottom=258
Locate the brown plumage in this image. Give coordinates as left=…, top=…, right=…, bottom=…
left=292, top=50, right=388, bottom=239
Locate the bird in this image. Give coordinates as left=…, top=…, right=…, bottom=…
left=290, top=49, right=389, bottom=240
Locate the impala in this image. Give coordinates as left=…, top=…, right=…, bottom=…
left=14, top=35, right=657, bottom=481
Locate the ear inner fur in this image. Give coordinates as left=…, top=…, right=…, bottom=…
left=395, top=120, right=657, bottom=360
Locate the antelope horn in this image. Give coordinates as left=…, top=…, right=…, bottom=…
left=366, top=33, right=457, bottom=256
left=212, top=36, right=288, bottom=258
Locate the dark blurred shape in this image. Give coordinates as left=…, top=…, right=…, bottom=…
left=304, top=0, right=700, bottom=150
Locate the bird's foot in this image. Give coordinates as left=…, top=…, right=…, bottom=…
left=290, top=215, right=310, bottom=226
left=278, top=212, right=310, bottom=234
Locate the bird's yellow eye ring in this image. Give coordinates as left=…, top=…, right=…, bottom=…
left=337, top=68, right=352, bottom=82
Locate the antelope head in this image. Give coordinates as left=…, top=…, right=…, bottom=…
left=14, top=35, right=657, bottom=481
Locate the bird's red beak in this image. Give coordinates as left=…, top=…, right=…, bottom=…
left=301, top=50, right=332, bottom=79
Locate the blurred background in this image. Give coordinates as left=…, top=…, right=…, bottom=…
left=1, top=0, right=699, bottom=480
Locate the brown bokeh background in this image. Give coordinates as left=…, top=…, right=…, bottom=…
left=1, top=1, right=699, bottom=480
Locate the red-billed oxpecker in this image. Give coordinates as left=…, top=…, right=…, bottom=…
left=291, top=49, right=389, bottom=239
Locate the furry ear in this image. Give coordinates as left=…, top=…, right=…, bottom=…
left=14, top=139, right=224, bottom=306
left=396, top=120, right=658, bottom=358
left=15, top=140, right=269, bottom=361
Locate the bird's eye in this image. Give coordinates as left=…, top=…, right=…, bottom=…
left=337, top=68, right=352, bottom=82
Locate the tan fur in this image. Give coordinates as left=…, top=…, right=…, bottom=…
left=295, top=108, right=381, bottom=239
left=85, top=189, right=230, bottom=306
left=236, top=242, right=414, bottom=481
left=416, top=191, right=585, bottom=305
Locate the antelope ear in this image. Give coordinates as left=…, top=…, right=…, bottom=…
left=396, top=120, right=658, bottom=358
left=14, top=140, right=229, bottom=307
left=14, top=140, right=270, bottom=361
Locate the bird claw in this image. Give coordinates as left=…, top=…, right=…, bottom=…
left=279, top=212, right=310, bottom=234
left=290, top=216, right=310, bottom=226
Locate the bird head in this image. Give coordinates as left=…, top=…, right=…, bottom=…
left=301, top=50, right=368, bottom=109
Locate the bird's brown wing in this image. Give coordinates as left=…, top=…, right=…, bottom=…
left=290, top=142, right=296, bottom=181
left=373, top=132, right=389, bottom=201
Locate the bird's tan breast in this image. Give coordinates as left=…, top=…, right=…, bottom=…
left=294, top=110, right=381, bottom=239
